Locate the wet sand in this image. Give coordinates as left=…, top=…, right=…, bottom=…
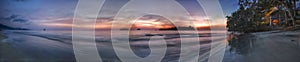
left=0, top=30, right=216, bottom=62
left=2, top=30, right=300, bottom=62
left=223, top=30, right=300, bottom=62
left=0, top=40, right=28, bottom=62
left=0, top=31, right=76, bottom=62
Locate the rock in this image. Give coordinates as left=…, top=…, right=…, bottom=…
left=145, top=34, right=155, bottom=36
left=145, top=34, right=164, bottom=36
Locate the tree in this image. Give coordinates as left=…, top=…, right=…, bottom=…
left=227, top=0, right=297, bottom=32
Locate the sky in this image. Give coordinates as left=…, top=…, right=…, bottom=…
left=297, top=1, right=300, bottom=10
left=0, top=0, right=239, bottom=30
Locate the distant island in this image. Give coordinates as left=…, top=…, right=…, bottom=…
left=159, top=26, right=195, bottom=30
left=118, top=26, right=220, bottom=31
left=0, top=23, right=29, bottom=30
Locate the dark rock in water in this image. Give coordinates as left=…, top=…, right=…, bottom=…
left=145, top=34, right=155, bottom=36
left=145, top=34, right=164, bottom=36
left=167, top=44, right=177, bottom=47
left=137, top=28, right=141, bottom=30
left=291, top=40, right=295, bottom=41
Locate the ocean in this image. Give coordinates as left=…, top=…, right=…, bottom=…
left=0, top=30, right=227, bottom=62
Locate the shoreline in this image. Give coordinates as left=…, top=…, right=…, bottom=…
left=224, top=30, right=300, bottom=62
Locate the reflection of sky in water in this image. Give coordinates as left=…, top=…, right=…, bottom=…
left=3, top=30, right=226, bottom=61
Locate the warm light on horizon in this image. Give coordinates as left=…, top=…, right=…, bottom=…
left=42, top=23, right=112, bottom=29
left=41, top=16, right=226, bottom=29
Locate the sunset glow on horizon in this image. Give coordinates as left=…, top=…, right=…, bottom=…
left=41, top=19, right=218, bottom=29
left=0, top=0, right=235, bottom=30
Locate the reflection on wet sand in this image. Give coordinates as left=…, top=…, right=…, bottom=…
left=224, top=31, right=300, bottom=62
left=0, top=31, right=7, bottom=40
left=228, top=34, right=255, bottom=55
left=0, top=30, right=218, bottom=62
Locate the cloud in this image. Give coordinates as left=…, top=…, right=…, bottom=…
left=96, top=17, right=114, bottom=22
left=12, top=18, right=28, bottom=23
left=0, top=15, right=17, bottom=21
left=0, top=15, right=30, bottom=24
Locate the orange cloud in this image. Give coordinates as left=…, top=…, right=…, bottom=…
left=42, top=23, right=112, bottom=29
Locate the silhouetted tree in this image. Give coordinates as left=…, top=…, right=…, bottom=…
left=227, top=0, right=297, bottom=32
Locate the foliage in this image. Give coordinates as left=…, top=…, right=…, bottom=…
left=227, top=0, right=297, bottom=33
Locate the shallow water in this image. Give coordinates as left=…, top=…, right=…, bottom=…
left=1, top=30, right=227, bottom=62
